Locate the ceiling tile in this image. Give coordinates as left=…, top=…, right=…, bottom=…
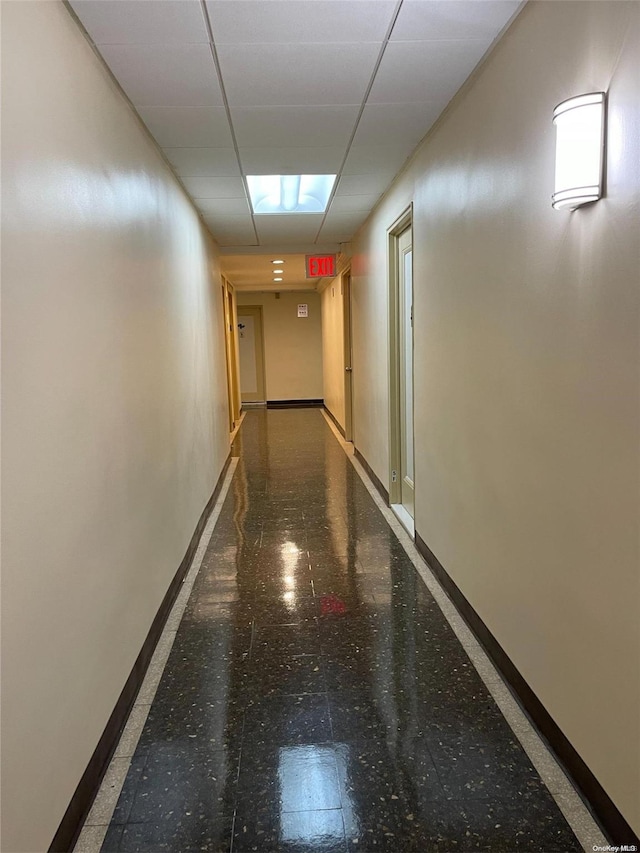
left=217, top=43, right=379, bottom=106
left=352, top=102, right=441, bottom=147
left=204, top=212, right=254, bottom=228
left=180, top=177, right=246, bottom=199
left=137, top=107, right=233, bottom=147
left=342, top=145, right=411, bottom=176
left=322, top=210, right=368, bottom=228
left=97, top=44, right=222, bottom=107
left=255, top=214, right=325, bottom=243
left=204, top=215, right=257, bottom=245
left=238, top=147, right=345, bottom=175
left=213, top=232, right=259, bottom=247
left=328, top=194, right=380, bottom=214
left=231, top=106, right=358, bottom=148
left=70, top=0, right=208, bottom=45
left=390, top=0, right=522, bottom=42
left=163, top=148, right=240, bottom=177
left=368, top=40, right=491, bottom=104
left=336, top=174, right=394, bottom=196
left=206, top=1, right=397, bottom=43
left=197, top=197, right=252, bottom=216
left=318, top=228, right=357, bottom=243
left=319, top=211, right=367, bottom=242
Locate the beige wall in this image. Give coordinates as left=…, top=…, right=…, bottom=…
left=236, top=291, right=323, bottom=401
left=351, top=0, right=639, bottom=834
left=320, top=276, right=346, bottom=428
left=1, top=4, right=230, bottom=851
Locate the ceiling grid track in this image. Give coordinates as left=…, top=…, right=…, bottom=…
left=200, top=0, right=260, bottom=247
left=313, top=0, right=405, bottom=244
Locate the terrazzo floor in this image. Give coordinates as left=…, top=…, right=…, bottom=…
left=96, top=408, right=585, bottom=852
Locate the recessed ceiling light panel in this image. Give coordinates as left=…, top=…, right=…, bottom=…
left=247, top=175, right=336, bottom=214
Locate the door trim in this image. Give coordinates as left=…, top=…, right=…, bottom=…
left=388, top=206, right=414, bottom=528
left=342, top=269, right=354, bottom=442
left=221, top=277, right=241, bottom=432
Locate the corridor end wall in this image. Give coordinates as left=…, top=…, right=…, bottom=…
left=1, top=3, right=230, bottom=851
left=350, top=0, right=639, bottom=838
left=236, top=291, right=323, bottom=403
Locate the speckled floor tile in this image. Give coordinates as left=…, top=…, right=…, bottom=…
left=409, top=796, right=583, bottom=851
left=110, top=755, right=147, bottom=825
left=93, top=409, right=583, bottom=853
left=328, top=690, right=409, bottom=744
left=233, top=806, right=347, bottom=852
left=126, top=742, right=238, bottom=824
left=243, top=693, right=332, bottom=746
left=334, top=740, right=444, bottom=809
left=244, top=653, right=326, bottom=699
left=137, top=695, right=245, bottom=754
left=424, top=719, right=549, bottom=801
left=100, top=823, right=124, bottom=852
left=115, top=816, right=233, bottom=852
left=251, top=623, right=321, bottom=661
left=323, top=657, right=385, bottom=692
left=254, top=575, right=315, bottom=600
left=249, top=556, right=313, bottom=582
left=251, top=593, right=318, bottom=626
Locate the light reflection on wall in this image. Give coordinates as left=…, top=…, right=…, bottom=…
left=418, top=160, right=522, bottom=218
left=12, top=164, right=166, bottom=231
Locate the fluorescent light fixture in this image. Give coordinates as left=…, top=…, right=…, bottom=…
left=552, top=92, right=605, bottom=211
left=272, top=259, right=284, bottom=264
left=274, top=277, right=283, bottom=281
left=247, top=175, right=336, bottom=214
left=273, top=269, right=284, bottom=273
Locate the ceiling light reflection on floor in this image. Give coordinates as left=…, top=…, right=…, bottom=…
left=278, top=745, right=341, bottom=834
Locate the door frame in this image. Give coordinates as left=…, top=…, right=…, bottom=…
left=221, top=277, right=241, bottom=431
left=342, top=268, right=354, bottom=442
left=388, top=206, right=414, bottom=520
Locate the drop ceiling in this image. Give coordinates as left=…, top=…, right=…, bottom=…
left=68, top=0, right=522, bottom=290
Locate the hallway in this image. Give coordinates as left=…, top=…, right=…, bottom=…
left=3, top=2, right=639, bottom=850
left=88, top=410, right=582, bottom=852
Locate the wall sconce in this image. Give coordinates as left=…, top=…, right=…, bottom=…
left=552, top=92, right=606, bottom=210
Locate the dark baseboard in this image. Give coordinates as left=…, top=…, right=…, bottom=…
left=267, top=398, right=324, bottom=409
left=323, top=405, right=346, bottom=438
left=354, top=447, right=389, bottom=505
left=414, top=532, right=639, bottom=849
left=49, top=454, right=232, bottom=853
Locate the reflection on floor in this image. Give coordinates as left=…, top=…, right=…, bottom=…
left=100, top=409, right=581, bottom=852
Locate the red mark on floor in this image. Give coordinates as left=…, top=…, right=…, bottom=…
left=320, top=594, right=347, bottom=616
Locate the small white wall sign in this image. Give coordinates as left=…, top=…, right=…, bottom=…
left=297, top=304, right=308, bottom=318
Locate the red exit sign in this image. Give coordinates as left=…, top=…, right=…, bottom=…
left=306, top=254, right=336, bottom=278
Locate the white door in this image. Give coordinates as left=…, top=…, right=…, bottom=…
left=237, top=306, right=266, bottom=403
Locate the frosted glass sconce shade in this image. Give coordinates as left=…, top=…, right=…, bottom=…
left=552, top=92, right=606, bottom=210
left=247, top=175, right=336, bottom=214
